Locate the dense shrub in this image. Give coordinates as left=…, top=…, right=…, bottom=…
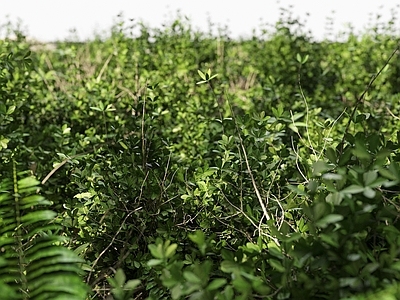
left=1, top=7, right=400, bottom=299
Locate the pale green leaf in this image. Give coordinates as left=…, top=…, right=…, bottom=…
left=165, top=243, right=177, bottom=258
left=363, top=171, right=378, bottom=186
left=73, top=192, right=93, bottom=199
left=316, top=214, right=343, bottom=228
left=114, top=269, right=126, bottom=286
left=6, top=105, right=16, bottom=115
left=341, top=185, right=364, bottom=194
left=197, top=70, right=206, bottom=81
left=147, top=259, right=163, bottom=267
left=207, top=278, right=227, bottom=291
left=183, top=271, right=201, bottom=284
left=124, top=279, right=140, bottom=290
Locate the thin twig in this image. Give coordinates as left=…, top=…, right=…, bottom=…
left=386, top=106, right=400, bottom=120
left=86, top=207, right=141, bottom=285
left=217, top=87, right=271, bottom=222
left=297, top=67, right=317, bottom=158
left=41, top=151, right=92, bottom=185
left=96, top=53, right=113, bottom=83
left=338, top=42, right=400, bottom=155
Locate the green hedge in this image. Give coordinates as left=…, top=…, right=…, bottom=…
left=1, top=8, right=400, bottom=299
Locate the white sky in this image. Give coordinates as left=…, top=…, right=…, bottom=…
left=1, top=0, right=399, bottom=41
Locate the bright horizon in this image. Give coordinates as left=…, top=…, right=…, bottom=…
left=1, top=0, right=400, bottom=41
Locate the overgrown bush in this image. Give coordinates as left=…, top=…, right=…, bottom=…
left=1, top=6, right=400, bottom=299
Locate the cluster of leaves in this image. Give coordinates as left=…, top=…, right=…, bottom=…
left=1, top=6, right=400, bottom=299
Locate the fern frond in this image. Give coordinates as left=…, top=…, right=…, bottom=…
left=0, top=163, right=89, bottom=299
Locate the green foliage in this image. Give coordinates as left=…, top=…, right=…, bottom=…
left=107, top=269, right=140, bottom=300
left=0, top=164, right=89, bottom=299
left=1, top=6, right=400, bottom=299
left=0, top=37, right=32, bottom=164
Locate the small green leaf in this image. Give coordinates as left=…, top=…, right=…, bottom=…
left=208, top=73, right=218, bottom=80
left=0, top=104, right=6, bottom=114
left=368, top=177, right=388, bottom=188
left=353, top=141, right=370, bottom=160
left=189, top=230, right=205, bottom=247
left=326, top=192, right=343, bottom=205
left=197, top=70, right=206, bottom=81
left=242, top=242, right=261, bottom=253
left=322, top=173, right=343, bottom=180
left=252, top=279, right=271, bottom=295
left=147, top=259, right=163, bottom=267
left=165, top=243, right=177, bottom=258
left=223, top=285, right=234, bottom=300
left=316, top=214, right=343, bottom=228
left=269, top=259, right=285, bottom=272
left=232, top=276, right=251, bottom=293
left=363, top=187, right=376, bottom=199
left=284, top=232, right=302, bottom=243
left=119, top=141, right=128, bottom=150
left=313, top=201, right=331, bottom=221
left=221, top=261, right=239, bottom=273
left=0, top=137, right=10, bottom=149
left=114, top=269, right=126, bottom=286
left=379, top=168, right=397, bottom=180
left=148, top=244, right=163, bottom=259
left=326, top=147, right=337, bottom=164
left=288, top=124, right=299, bottom=133
left=124, top=279, right=140, bottom=290
left=74, top=192, right=93, bottom=199
left=62, top=126, right=71, bottom=134
left=307, top=180, right=318, bottom=193
left=207, top=278, right=227, bottom=291
left=296, top=53, right=309, bottom=64
left=320, top=233, right=339, bottom=247
left=341, top=185, right=364, bottom=194
left=296, top=53, right=302, bottom=63
left=196, top=80, right=208, bottom=85
left=105, top=104, right=116, bottom=112
left=171, top=285, right=183, bottom=300
left=338, top=146, right=352, bottom=166
left=6, top=105, right=16, bottom=115
left=73, top=243, right=89, bottom=256
left=361, top=263, right=379, bottom=275
left=363, top=171, right=378, bottom=186
left=183, top=271, right=202, bottom=284
left=268, top=245, right=284, bottom=259
left=24, top=50, right=31, bottom=59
